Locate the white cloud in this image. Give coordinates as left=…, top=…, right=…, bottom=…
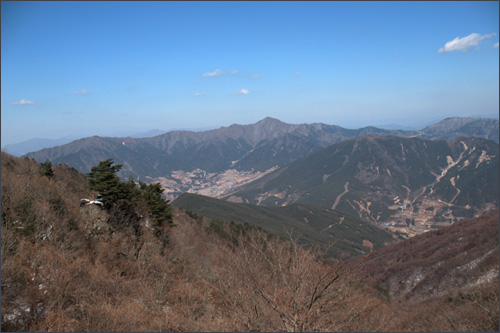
left=494, top=42, right=499, bottom=48
left=74, top=89, right=91, bottom=95
left=203, top=69, right=238, bottom=77
left=12, top=98, right=36, bottom=105
left=438, top=32, right=496, bottom=54
left=235, top=88, right=250, bottom=95
left=294, top=71, right=301, bottom=76
left=203, top=69, right=224, bottom=77
left=193, top=92, right=205, bottom=97
left=250, top=73, right=263, bottom=79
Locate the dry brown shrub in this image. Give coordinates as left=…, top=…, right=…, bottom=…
left=387, top=280, right=499, bottom=332
left=361, top=210, right=499, bottom=300
left=210, top=228, right=389, bottom=332
left=32, top=312, right=79, bottom=332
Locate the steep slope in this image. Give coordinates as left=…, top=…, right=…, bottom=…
left=226, top=136, right=499, bottom=234
left=172, top=192, right=394, bottom=257
left=361, top=210, right=499, bottom=301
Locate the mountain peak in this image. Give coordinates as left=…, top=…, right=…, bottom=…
left=256, top=117, right=286, bottom=125
left=250, top=117, right=294, bottom=139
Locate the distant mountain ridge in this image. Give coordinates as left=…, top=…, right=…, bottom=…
left=26, top=117, right=498, bottom=172
left=23, top=116, right=413, bottom=176
left=416, top=117, right=499, bottom=142
left=3, top=129, right=167, bottom=157
left=24, top=116, right=498, bottom=201
left=2, top=137, right=76, bottom=157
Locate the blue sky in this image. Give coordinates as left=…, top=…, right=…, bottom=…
left=2, top=1, right=499, bottom=146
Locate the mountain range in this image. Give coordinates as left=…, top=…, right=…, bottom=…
left=24, top=117, right=499, bottom=199
left=23, top=117, right=413, bottom=175
left=22, top=116, right=500, bottom=234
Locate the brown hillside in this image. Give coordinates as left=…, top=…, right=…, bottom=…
left=361, top=210, right=499, bottom=301
left=0, top=153, right=390, bottom=331
left=2, top=152, right=498, bottom=332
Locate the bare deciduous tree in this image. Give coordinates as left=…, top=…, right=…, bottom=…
left=212, top=229, right=386, bottom=332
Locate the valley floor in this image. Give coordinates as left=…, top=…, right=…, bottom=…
left=154, top=166, right=279, bottom=200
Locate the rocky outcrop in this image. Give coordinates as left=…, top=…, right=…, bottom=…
left=80, top=204, right=111, bottom=236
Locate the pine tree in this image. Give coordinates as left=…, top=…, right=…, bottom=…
left=39, top=160, right=54, bottom=178
left=139, top=182, right=172, bottom=224
left=86, top=159, right=126, bottom=208
left=86, top=159, right=172, bottom=224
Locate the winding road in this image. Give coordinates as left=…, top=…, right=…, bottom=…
left=332, top=182, right=349, bottom=210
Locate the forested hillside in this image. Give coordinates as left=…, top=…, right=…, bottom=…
left=1, top=152, right=498, bottom=332
left=172, top=192, right=394, bottom=257
left=227, top=135, right=499, bottom=234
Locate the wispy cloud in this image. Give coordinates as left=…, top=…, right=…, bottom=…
left=494, top=42, right=499, bottom=48
left=73, top=89, right=91, bottom=95
left=203, top=69, right=238, bottom=77
left=235, top=88, right=250, bottom=95
left=250, top=73, right=263, bottom=79
left=203, top=69, right=224, bottom=77
left=193, top=92, right=206, bottom=97
left=438, top=32, right=496, bottom=54
left=294, top=71, right=301, bottom=76
left=12, top=98, right=36, bottom=105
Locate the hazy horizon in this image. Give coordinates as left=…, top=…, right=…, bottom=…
left=3, top=114, right=499, bottom=153
left=2, top=1, right=499, bottom=147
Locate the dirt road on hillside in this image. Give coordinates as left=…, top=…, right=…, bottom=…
left=332, top=182, right=349, bottom=210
